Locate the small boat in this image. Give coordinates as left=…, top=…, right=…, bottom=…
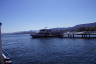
left=31, top=29, right=64, bottom=38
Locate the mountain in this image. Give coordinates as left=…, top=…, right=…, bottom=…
left=5, top=22, right=96, bottom=34
left=73, top=22, right=96, bottom=28
left=5, top=30, right=36, bottom=35
left=50, top=22, right=96, bottom=32
left=71, top=22, right=96, bottom=31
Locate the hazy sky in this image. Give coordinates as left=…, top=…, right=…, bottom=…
left=0, top=0, right=96, bottom=33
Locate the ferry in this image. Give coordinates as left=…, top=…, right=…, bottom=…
left=31, top=29, right=64, bottom=38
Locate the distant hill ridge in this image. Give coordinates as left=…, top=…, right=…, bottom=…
left=73, top=22, right=96, bottom=28
left=71, top=22, right=96, bottom=31
left=50, top=22, right=96, bottom=32
left=5, top=22, right=96, bottom=34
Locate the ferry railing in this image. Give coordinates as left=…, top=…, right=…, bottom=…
left=0, top=23, right=12, bottom=64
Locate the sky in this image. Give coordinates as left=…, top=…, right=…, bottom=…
left=0, top=0, right=96, bottom=33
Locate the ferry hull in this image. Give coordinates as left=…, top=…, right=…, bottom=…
left=31, top=34, right=64, bottom=38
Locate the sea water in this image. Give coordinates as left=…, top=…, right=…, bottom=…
left=2, top=34, right=96, bottom=64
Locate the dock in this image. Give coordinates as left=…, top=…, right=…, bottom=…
left=63, top=32, right=96, bottom=38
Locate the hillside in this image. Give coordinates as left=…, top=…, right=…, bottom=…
left=6, top=22, right=96, bottom=34
left=50, top=22, right=96, bottom=32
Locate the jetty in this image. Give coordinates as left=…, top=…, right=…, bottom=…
left=63, top=32, right=96, bottom=38
left=0, top=23, right=12, bottom=64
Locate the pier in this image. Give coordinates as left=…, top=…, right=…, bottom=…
left=63, top=32, right=96, bottom=38
left=0, top=23, right=12, bottom=64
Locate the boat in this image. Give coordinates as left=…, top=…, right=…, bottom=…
left=31, top=29, right=64, bottom=38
